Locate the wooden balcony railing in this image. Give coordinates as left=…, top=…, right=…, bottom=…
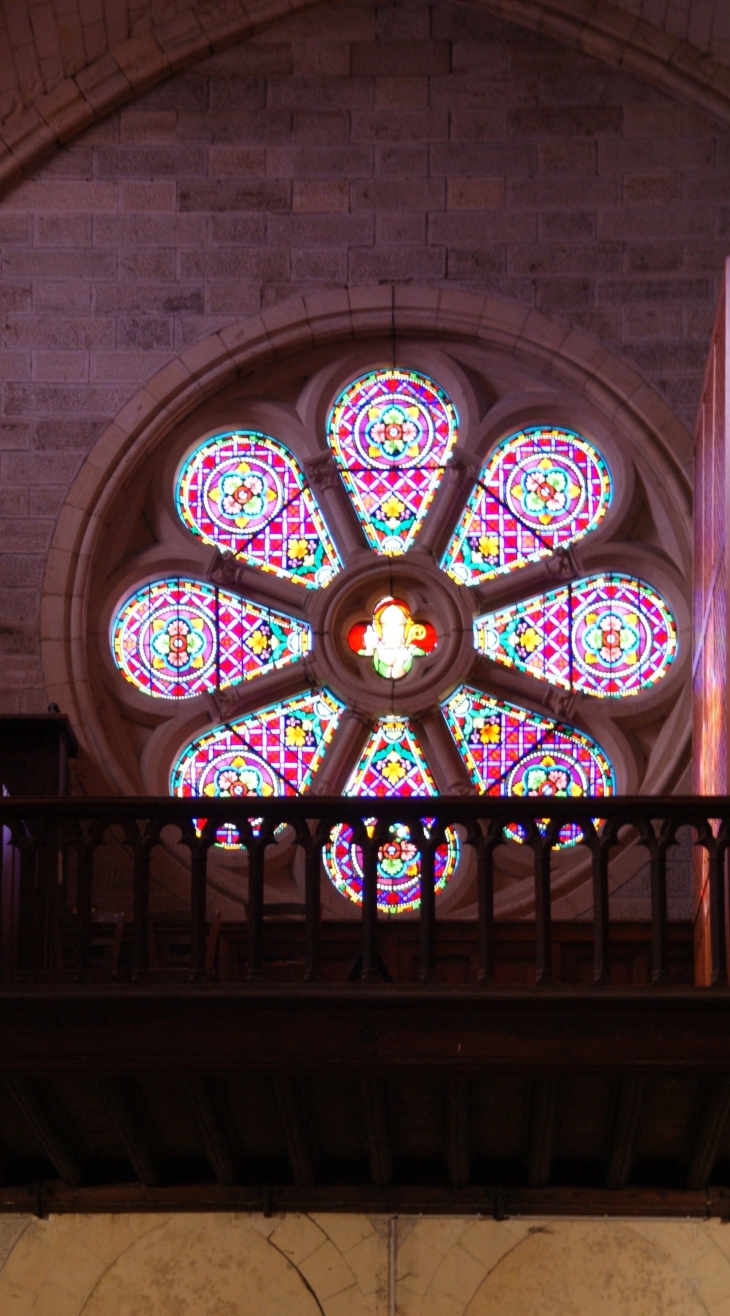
left=1, top=794, right=727, bottom=990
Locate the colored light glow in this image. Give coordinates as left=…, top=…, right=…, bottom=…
left=171, top=690, right=344, bottom=847
left=175, top=430, right=341, bottom=588
left=441, top=427, right=611, bottom=585
left=327, top=368, right=458, bottom=556
left=111, top=577, right=312, bottom=699
left=347, top=595, right=437, bottom=680
left=442, top=685, right=615, bottom=846
left=474, top=573, right=678, bottom=697
left=322, top=716, right=459, bottom=912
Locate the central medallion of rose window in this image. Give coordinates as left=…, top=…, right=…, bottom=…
left=347, top=595, right=437, bottom=680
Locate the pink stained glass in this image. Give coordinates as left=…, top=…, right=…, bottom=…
left=176, top=431, right=341, bottom=589
left=441, top=427, right=611, bottom=585
left=111, top=577, right=312, bottom=699
left=171, top=690, right=344, bottom=845
left=322, top=716, right=459, bottom=913
left=327, top=369, right=458, bottom=556
left=442, top=685, right=614, bottom=845
left=474, top=573, right=678, bottom=698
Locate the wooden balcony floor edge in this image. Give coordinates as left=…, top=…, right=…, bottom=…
left=0, top=1182, right=727, bottom=1219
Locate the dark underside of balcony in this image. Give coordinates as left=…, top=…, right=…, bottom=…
left=2, top=932, right=730, bottom=1220
left=2, top=790, right=730, bottom=1216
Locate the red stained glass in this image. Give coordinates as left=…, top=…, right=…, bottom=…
left=441, top=427, right=611, bottom=585
left=322, top=717, right=459, bottom=912
left=327, top=369, right=458, bottom=556
left=111, top=577, right=311, bottom=699
left=442, top=685, right=614, bottom=845
left=176, top=431, right=341, bottom=588
left=474, top=573, right=678, bottom=698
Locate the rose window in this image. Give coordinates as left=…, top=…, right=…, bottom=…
left=110, top=367, right=679, bottom=914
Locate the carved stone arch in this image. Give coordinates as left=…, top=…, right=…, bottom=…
left=41, top=284, right=692, bottom=794
left=2, top=0, right=730, bottom=200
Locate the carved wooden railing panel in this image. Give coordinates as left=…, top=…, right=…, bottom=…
left=0, top=795, right=726, bottom=989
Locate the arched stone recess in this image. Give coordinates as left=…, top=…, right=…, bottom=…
left=43, top=284, right=692, bottom=800
left=395, top=1216, right=730, bottom=1316
left=3, top=0, right=730, bottom=199
left=0, top=1210, right=386, bottom=1316
left=4, top=1212, right=730, bottom=1314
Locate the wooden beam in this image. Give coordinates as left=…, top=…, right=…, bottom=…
left=95, top=1077, right=161, bottom=1188
left=606, top=1077, right=645, bottom=1189
left=5, top=1078, right=84, bottom=1187
left=361, top=1075, right=393, bottom=1187
left=687, top=1079, right=730, bottom=1189
left=0, top=1180, right=727, bottom=1218
left=446, top=1077, right=469, bottom=1189
left=527, top=1076, right=557, bottom=1188
left=184, top=1077, right=237, bottom=1187
left=272, top=1078, right=317, bottom=1186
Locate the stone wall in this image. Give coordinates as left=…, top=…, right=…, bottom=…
left=2, top=1211, right=730, bottom=1314
left=0, top=0, right=727, bottom=715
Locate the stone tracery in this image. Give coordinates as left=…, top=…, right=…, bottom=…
left=108, top=363, right=680, bottom=907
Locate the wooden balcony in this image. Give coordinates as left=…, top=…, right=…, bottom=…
left=0, top=794, right=729, bottom=1219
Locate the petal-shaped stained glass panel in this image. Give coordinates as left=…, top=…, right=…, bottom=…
left=474, top=573, right=677, bottom=697
left=327, top=369, right=458, bottom=556
left=112, top=578, right=312, bottom=699
left=323, top=716, right=459, bottom=913
left=442, top=685, right=614, bottom=844
left=441, top=427, right=611, bottom=585
left=171, top=690, right=344, bottom=799
left=176, top=431, right=342, bottom=589
left=171, top=690, right=344, bottom=846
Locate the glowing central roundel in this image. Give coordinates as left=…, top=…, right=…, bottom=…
left=347, top=595, right=437, bottom=680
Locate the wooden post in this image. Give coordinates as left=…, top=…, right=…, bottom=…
left=694, top=258, right=730, bottom=984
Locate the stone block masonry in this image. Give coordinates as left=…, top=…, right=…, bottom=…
left=0, top=0, right=729, bottom=713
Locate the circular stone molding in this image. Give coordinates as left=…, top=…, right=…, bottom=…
left=41, top=285, right=693, bottom=795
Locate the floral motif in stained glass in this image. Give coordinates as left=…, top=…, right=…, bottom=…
left=111, top=578, right=312, bottom=698
left=176, top=431, right=341, bottom=588
left=322, top=716, right=459, bottom=912
left=442, top=685, right=614, bottom=844
left=327, top=369, right=458, bottom=556
left=474, top=573, right=677, bottom=698
left=441, top=427, right=611, bottom=585
left=171, top=690, right=344, bottom=844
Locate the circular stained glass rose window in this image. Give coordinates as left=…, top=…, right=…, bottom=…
left=110, top=368, right=679, bottom=911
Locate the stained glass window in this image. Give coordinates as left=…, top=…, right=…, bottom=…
left=322, top=716, right=459, bottom=912
left=112, top=578, right=312, bottom=699
left=327, top=369, right=458, bottom=556
left=441, top=427, right=611, bottom=585
left=171, top=690, right=344, bottom=845
left=442, top=685, right=614, bottom=844
left=176, top=431, right=341, bottom=588
left=171, top=690, right=344, bottom=800
left=347, top=596, right=437, bottom=680
left=474, top=573, right=677, bottom=698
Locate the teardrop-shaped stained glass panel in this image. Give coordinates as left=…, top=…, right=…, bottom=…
left=176, top=431, right=342, bottom=589
left=443, top=685, right=614, bottom=798
left=474, top=573, right=677, bottom=698
left=171, top=690, right=344, bottom=800
left=112, top=578, right=312, bottom=699
left=322, top=716, right=459, bottom=913
left=327, top=369, right=458, bottom=556
left=442, top=685, right=614, bottom=844
left=441, top=427, right=611, bottom=585
left=171, top=690, right=344, bottom=847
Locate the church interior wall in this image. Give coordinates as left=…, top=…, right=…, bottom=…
left=0, top=0, right=727, bottom=722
